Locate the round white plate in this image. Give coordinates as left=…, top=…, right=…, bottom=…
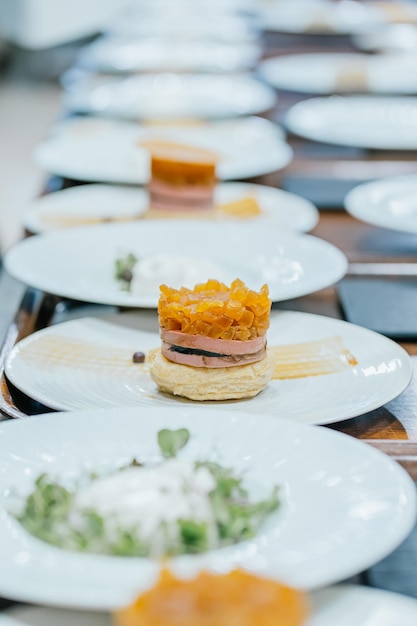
left=5, top=585, right=417, bottom=626
left=5, top=310, right=411, bottom=423
left=353, top=24, right=417, bottom=53
left=62, top=73, right=277, bottom=120
left=78, top=36, right=261, bottom=73
left=259, top=52, right=417, bottom=95
left=34, top=116, right=293, bottom=183
left=370, top=1, right=417, bottom=25
left=259, top=0, right=385, bottom=35
left=109, top=14, right=258, bottom=43
left=286, top=96, right=417, bottom=150
left=0, top=408, right=414, bottom=608
left=23, top=182, right=318, bottom=235
left=113, top=0, right=257, bottom=13
left=345, top=174, right=417, bottom=233
left=4, top=221, right=347, bottom=307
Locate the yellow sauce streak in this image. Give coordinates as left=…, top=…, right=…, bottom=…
left=21, top=335, right=357, bottom=381
left=38, top=197, right=262, bottom=229
left=270, top=336, right=357, bottom=380
left=38, top=214, right=139, bottom=228
left=217, top=196, right=262, bottom=218
left=20, top=336, right=149, bottom=378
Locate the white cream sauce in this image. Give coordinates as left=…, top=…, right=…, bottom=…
left=130, top=253, right=225, bottom=296
left=74, top=459, right=216, bottom=543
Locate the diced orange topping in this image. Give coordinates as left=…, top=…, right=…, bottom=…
left=158, top=279, right=271, bottom=340
left=115, top=568, right=309, bottom=626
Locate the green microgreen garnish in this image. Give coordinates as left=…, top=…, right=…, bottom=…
left=15, top=428, right=280, bottom=558
left=115, top=253, right=137, bottom=291
left=158, top=428, right=191, bottom=458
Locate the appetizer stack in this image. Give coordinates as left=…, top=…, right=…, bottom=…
left=149, top=279, right=274, bottom=400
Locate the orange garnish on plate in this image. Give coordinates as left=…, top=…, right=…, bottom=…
left=115, top=568, right=309, bottom=626
left=218, top=196, right=262, bottom=218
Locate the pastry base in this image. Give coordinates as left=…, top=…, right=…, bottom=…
left=148, top=347, right=275, bottom=401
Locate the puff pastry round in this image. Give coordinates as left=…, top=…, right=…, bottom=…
left=148, top=347, right=275, bottom=401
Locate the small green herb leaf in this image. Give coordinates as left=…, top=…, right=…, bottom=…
left=178, top=519, right=208, bottom=554
left=115, top=253, right=137, bottom=291
left=157, top=428, right=190, bottom=458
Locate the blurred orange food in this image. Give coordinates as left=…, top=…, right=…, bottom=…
left=115, top=568, right=309, bottom=626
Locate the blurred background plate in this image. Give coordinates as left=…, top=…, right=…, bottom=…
left=107, top=14, right=258, bottom=43
left=77, top=36, right=261, bottom=74
left=3, top=221, right=347, bottom=306
left=23, top=182, right=319, bottom=234
left=345, top=174, right=417, bottom=234
left=62, top=72, right=277, bottom=120
left=259, top=0, right=385, bottom=35
left=353, top=24, right=417, bottom=54
left=285, top=96, right=417, bottom=150
left=259, top=52, right=417, bottom=95
left=34, top=116, right=293, bottom=183
left=114, top=0, right=258, bottom=14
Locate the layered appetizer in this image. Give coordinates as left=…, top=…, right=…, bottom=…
left=116, top=568, right=309, bottom=626
left=139, top=139, right=262, bottom=219
left=148, top=278, right=275, bottom=401
left=16, top=429, right=279, bottom=557
left=146, top=141, right=217, bottom=213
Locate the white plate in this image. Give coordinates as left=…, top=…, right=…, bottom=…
left=4, top=221, right=347, bottom=307
left=115, top=0, right=257, bottom=13
left=345, top=174, right=417, bottom=234
left=370, top=1, right=417, bottom=25
left=62, top=73, right=277, bottom=120
left=286, top=96, right=417, bottom=150
left=5, top=310, right=411, bottom=423
left=23, top=182, right=318, bottom=235
left=34, top=116, right=293, bottom=183
left=259, top=0, right=385, bottom=35
left=109, top=14, right=258, bottom=43
left=353, top=24, right=417, bottom=53
left=259, top=52, right=417, bottom=95
left=5, top=585, right=417, bottom=626
left=78, top=36, right=261, bottom=73
left=0, top=408, right=414, bottom=608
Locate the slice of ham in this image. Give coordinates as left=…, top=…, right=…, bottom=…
left=161, top=342, right=267, bottom=368
left=160, top=329, right=265, bottom=355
